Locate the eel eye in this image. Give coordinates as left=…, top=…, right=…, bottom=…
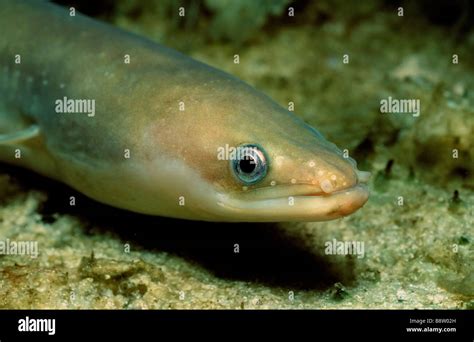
left=231, top=144, right=268, bottom=185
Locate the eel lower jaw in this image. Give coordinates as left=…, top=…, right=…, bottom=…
left=215, top=183, right=369, bottom=222
left=291, top=183, right=370, bottom=219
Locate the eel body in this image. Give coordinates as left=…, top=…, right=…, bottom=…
left=0, top=0, right=370, bottom=222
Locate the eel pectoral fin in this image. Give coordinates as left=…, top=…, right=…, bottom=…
left=0, top=124, right=40, bottom=145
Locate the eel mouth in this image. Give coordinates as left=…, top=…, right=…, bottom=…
left=216, top=175, right=370, bottom=222
left=292, top=183, right=370, bottom=219
left=286, top=170, right=371, bottom=219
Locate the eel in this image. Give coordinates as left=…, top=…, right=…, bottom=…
left=0, top=0, right=370, bottom=222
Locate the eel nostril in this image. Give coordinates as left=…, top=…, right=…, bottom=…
left=320, top=179, right=334, bottom=193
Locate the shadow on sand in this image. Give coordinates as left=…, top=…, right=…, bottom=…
left=2, top=163, right=354, bottom=291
